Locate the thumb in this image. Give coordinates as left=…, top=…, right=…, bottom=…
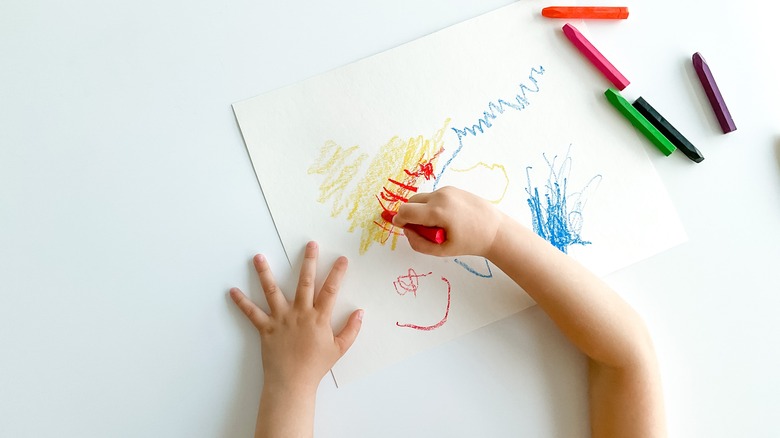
left=335, top=309, right=364, bottom=356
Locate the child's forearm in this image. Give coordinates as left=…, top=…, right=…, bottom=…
left=488, top=214, right=666, bottom=435
left=395, top=188, right=665, bottom=435
left=255, top=383, right=316, bottom=438
left=486, top=213, right=655, bottom=369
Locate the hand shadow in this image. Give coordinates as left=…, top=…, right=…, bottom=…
left=218, top=250, right=300, bottom=437
left=500, top=306, right=590, bottom=437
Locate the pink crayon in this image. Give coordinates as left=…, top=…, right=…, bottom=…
left=562, top=23, right=630, bottom=90
left=381, top=210, right=446, bottom=244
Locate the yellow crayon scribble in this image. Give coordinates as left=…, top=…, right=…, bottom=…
left=309, top=118, right=451, bottom=254
left=307, top=141, right=368, bottom=217
left=450, top=162, right=510, bottom=204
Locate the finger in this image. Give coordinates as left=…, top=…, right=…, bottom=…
left=407, top=192, right=432, bottom=203
left=253, top=254, right=289, bottom=314
left=403, top=227, right=444, bottom=256
left=229, top=287, right=269, bottom=329
left=294, top=241, right=319, bottom=308
left=315, top=256, right=348, bottom=316
left=334, top=309, right=364, bottom=356
left=394, top=202, right=442, bottom=228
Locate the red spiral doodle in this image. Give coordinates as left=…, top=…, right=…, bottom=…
left=393, top=268, right=431, bottom=296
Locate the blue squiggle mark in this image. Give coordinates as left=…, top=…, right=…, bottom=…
left=453, top=258, right=493, bottom=278
left=434, top=66, right=545, bottom=189
left=525, top=147, right=602, bottom=254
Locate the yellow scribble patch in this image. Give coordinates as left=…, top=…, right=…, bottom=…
left=308, top=141, right=368, bottom=217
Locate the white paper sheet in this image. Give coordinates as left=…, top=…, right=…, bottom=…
left=233, top=1, right=686, bottom=385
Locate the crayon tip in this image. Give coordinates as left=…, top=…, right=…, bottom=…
left=692, top=52, right=706, bottom=69
left=381, top=210, right=396, bottom=224
left=542, top=7, right=564, bottom=18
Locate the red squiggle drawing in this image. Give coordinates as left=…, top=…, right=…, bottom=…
left=372, top=151, right=445, bottom=245
left=376, top=148, right=445, bottom=232
left=395, top=273, right=451, bottom=332
left=393, top=268, right=432, bottom=297
left=404, top=161, right=436, bottom=180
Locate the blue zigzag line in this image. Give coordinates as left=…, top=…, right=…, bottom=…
left=433, top=66, right=545, bottom=189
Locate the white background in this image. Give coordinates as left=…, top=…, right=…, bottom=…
left=1, top=0, right=778, bottom=437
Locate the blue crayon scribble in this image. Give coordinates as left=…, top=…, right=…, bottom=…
left=525, top=147, right=602, bottom=254
left=454, top=258, right=493, bottom=278
left=434, top=66, right=546, bottom=189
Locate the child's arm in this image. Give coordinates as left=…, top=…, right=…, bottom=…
left=230, top=241, right=364, bottom=438
left=393, top=187, right=666, bottom=437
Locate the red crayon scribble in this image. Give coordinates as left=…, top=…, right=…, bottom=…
left=395, top=273, right=451, bottom=332
left=376, top=147, right=445, bottom=244
left=387, top=178, right=419, bottom=193
left=393, top=268, right=432, bottom=296
left=404, top=160, right=437, bottom=180
left=380, top=187, right=409, bottom=203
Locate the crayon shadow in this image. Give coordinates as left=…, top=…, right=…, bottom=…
left=775, top=137, right=780, bottom=171
left=682, top=56, right=721, bottom=133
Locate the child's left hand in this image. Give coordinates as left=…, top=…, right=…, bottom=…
left=230, top=241, right=364, bottom=395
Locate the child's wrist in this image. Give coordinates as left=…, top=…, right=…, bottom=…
left=262, top=376, right=319, bottom=400
left=484, top=212, right=516, bottom=262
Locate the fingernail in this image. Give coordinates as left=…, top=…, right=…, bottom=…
left=307, top=241, right=318, bottom=249
left=357, top=309, right=364, bottom=321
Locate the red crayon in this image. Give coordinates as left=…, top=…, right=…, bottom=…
left=381, top=210, right=446, bottom=244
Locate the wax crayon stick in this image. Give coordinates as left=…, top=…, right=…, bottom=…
left=604, top=88, right=676, bottom=156
left=543, top=6, right=629, bottom=19
left=562, top=23, right=630, bottom=90
left=692, top=52, right=737, bottom=133
left=381, top=210, right=446, bottom=244
left=632, top=97, right=704, bottom=163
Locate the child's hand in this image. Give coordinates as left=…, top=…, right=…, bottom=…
left=392, top=186, right=506, bottom=259
left=229, top=241, right=363, bottom=395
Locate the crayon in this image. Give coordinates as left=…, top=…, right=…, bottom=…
left=632, top=97, right=704, bottom=163
left=562, top=23, right=630, bottom=90
left=692, top=52, right=737, bottom=133
left=604, top=88, right=676, bottom=156
left=381, top=210, right=446, bottom=244
left=543, top=6, right=629, bottom=20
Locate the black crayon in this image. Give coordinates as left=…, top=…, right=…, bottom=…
left=632, top=97, right=704, bottom=163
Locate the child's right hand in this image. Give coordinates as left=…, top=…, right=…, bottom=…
left=392, top=186, right=505, bottom=259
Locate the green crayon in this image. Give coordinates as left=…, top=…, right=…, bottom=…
left=604, top=88, right=676, bottom=156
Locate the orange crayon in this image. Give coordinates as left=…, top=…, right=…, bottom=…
left=542, top=6, right=629, bottom=19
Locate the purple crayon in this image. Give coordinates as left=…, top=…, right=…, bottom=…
left=692, top=52, right=737, bottom=133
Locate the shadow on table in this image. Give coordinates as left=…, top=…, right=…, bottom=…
left=774, top=136, right=780, bottom=172
left=511, top=306, right=590, bottom=437
left=218, top=264, right=266, bottom=438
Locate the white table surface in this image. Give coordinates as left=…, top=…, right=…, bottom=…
left=2, top=0, right=778, bottom=436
